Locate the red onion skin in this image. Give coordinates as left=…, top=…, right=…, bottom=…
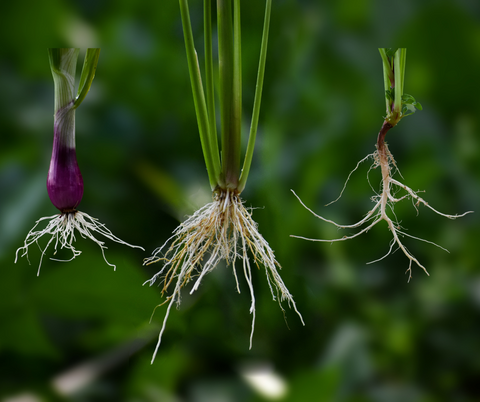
left=47, top=112, right=84, bottom=212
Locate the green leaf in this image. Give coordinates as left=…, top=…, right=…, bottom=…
left=238, top=0, right=272, bottom=193
left=204, top=0, right=217, bottom=156
left=401, top=94, right=416, bottom=104
left=402, top=104, right=416, bottom=116
left=218, top=0, right=241, bottom=189
left=385, top=88, right=395, bottom=101
left=74, top=48, right=100, bottom=109
left=179, top=0, right=222, bottom=190
left=401, top=93, right=422, bottom=115
left=386, top=48, right=398, bottom=58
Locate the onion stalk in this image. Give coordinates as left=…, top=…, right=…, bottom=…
left=144, top=0, right=303, bottom=363
left=15, top=48, right=143, bottom=274
left=292, top=48, right=473, bottom=281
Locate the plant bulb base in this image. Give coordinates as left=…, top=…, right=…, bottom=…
left=47, top=146, right=84, bottom=212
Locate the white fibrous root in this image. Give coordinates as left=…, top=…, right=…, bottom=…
left=144, top=189, right=304, bottom=363
left=292, top=142, right=473, bottom=282
left=15, top=210, right=144, bottom=275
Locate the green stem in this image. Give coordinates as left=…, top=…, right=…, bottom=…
left=48, top=49, right=78, bottom=149
left=378, top=48, right=392, bottom=115
left=237, top=0, right=271, bottom=193
left=398, top=48, right=406, bottom=97
left=218, top=0, right=241, bottom=189
left=48, top=48, right=79, bottom=114
left=48, top=48, right=101, bottom=149
left=179, top=0, right=222, bottom=190
left=204, top=0, right=218, bottom=151
left=379, top=48, right=408, bottom=127
left=233, top=0, right=242, bottom=176
left=393, top=48, right=403, bottom=118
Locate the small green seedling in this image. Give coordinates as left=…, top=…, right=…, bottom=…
left=15, top=49, right=143, bottom=274
left=144, top=0, right=303, bottom=363
left=292, top=48, right=472, bottom=281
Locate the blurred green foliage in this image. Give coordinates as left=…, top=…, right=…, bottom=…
left=1, top=0, right=479, bottom=401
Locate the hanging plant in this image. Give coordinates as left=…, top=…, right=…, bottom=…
left=15, top=48, right=143, bottom=274
left=144, top=0, right=304, bottom=363
left=292, top=48, right=472, bottom=281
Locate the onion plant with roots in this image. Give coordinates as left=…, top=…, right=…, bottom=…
left=144, top=0, right=303, bottom=362
left=292, top=48, right=472, bottom=281
left=15, top=48, right=143, bottom=274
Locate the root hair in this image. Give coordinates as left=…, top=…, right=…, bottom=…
left=292, top=145, right=473, bottom=282
left=15, top=210, right=143, bottom=275
left=144, top=190, right=304, bottom=363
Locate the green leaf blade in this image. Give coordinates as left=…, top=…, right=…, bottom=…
left=238, top=0, right=272, bottom=193
left=74, top=48, right=100, bottom=109
left=179, top=0, right=222, bottom=190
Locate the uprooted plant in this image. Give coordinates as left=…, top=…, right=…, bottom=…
left=15, top=48, right=143, bottom=274
left=292, top=48, right=472, bottom=281
left=144, top=0, right=303, bottom=363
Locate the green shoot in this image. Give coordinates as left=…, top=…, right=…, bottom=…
left=238, top=0, right=271, bottom=193
left=218, top=0, right=241, bottom=189
left=74, top=48, right=100, bottom=109
left=378, top=48, right=422, bottom=125
left=144, top=0, right=303, bottom=364
left=178, top=0, right=271, bottom=193
left=293, top=48, right=472, bottom=281
left=16, top=48, right=143, bottom=274
left=204, top=0, right=217, bottom=149
left=179, top=0, right=222, bottom=190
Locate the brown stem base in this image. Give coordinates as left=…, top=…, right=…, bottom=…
left=376, top=120, right=393, bottom=154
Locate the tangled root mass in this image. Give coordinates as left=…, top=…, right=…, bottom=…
left=292, top=144, right=472, bottom=281
left=144, top=190, right=304, bottom=363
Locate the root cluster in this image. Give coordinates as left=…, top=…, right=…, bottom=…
left=15, top=210, right=143, bottom=275
left=293, top=143, right=472, bottom=281
left=144, top=189, right=304, bottom=363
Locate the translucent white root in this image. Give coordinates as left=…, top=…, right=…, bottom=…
left=15, top=210, right=144, bottom=275
left=143, top=190, right=304, bottom=363
left=292, top=147, right=473, bottom=282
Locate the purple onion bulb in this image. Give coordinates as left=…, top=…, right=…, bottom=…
left=47, top=102, right=84, bottom=212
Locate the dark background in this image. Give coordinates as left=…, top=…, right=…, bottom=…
left=1, top=0, right=479, bottom=401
